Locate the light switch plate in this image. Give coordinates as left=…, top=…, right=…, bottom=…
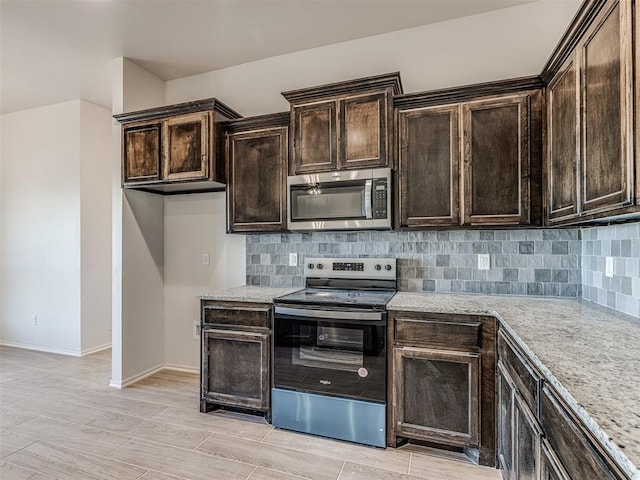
left=605, top=256, right=614, bottom=277
left=289, top=253, right=297, bottom=267
left=478, top=254, right=490, bottom=270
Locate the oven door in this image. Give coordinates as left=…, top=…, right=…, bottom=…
left=273, top=305, right=386, bottom=403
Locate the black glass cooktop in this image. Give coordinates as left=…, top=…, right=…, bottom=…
left=275, top=288, right=396, bottom=308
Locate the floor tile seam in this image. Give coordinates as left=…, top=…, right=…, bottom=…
left=106, top=390, right=196, bottom=410
left=7, top=438, right=145, bottom=478
left=335, top=460, right=347, bottom=480
left=257, top=434, right=411, bottom=475
left=150, top=412, right=275, bottom=442
left=0, top=457, right=41, bottom=478
left=112, top=435, right=260, bottom=472
left=0, top=431, right=39, bottom=459
left=196, top=431, right=343, bottom=480
left=4, top=403, right=113, bottom=428
left=87, top=409, right=218, bottom=440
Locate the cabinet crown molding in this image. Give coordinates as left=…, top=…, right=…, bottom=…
left=223, top=111, right=290, bottom=133
left=281, top=72, right=403, bottom=104
left=114, top=97, right=242, bottom=124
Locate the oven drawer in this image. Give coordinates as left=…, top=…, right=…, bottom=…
left=395, top=315, right=481, bottom=349
left=203, top=303, right=271, bottom=328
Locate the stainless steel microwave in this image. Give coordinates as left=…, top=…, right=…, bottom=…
left=287, top=168, right=391, bottom=231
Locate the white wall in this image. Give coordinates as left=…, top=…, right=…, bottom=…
left=1, top=101, right=82, bottom=354
left=165, top=1, right=580, bottom=116
left=163, top=192, right=245, bottom=370
left=80, top=101, right=113, bottom=353
left=111, top=58, right=166, bottom=386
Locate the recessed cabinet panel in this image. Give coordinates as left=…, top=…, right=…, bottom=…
left=498, top=364, right=515, bottom=480
left=581, top=2, right=632, bottom=212
left=294, top=102, right=337, bottom=173
left=541, top=440, right=571, bottom=480
left=123, top=124, right=161, bottom=182
left=394, top=347, right=480, bottom=447
left=202, top=328, right=270, bottom=411
left=515, top=393, right=541, bottom=480
left=340, top=93, right=386, bottom=168
left=164, top=112, right=209, bottom=180
left=398, top=105, right=460, bottom=226
left=228, top=127, right=287, bottom=231
left=547, top=58, right=579, bottom=222
left=463, top=95, right=530, bottom=225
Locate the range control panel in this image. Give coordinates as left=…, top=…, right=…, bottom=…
left=304, top=257, right=396, bottom=279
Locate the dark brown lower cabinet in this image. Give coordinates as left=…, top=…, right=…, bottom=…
left=499, top=328, right=628, bottom=480
left=200, top=301, right=272, bottom=417
left=540, top=439, right=570, bottom=480
left=388, top=311, right=496, bottom=467
left=393, top=347, right=480, bottom=447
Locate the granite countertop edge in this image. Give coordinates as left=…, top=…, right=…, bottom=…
left=197, top=286, right=301, bottom=303
left=388, top=293, right=639, bottom=480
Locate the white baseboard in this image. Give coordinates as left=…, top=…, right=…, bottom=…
left=163, top=364, right=199, bottom=375
left=0, top=341, right=82, bottom=357
left=81, top=343, right=112, bottom=356
left=109, top=362, right=198, bottom=389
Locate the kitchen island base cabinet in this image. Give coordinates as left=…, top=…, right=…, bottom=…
left=200, top=301, right=272, bottom=418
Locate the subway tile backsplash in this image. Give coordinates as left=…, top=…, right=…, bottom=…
left=581, top=222, right=640, bottom=318
left=246, top=229, right=583, bottom=297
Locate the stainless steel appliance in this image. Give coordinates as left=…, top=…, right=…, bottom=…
left=287, top=168, right=391, bottom=231
left=272, top=257, right=397, bottom=448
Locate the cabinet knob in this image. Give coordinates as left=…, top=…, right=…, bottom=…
left=307, top=263, right=314, bottom=269
left=316, top=263, right=324, bottom=269
left=374, top=264, right=382, bottom=271
left=385, top=264, right=392, bottom=271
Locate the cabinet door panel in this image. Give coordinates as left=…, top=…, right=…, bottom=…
left=202, top=329, right=270, bottom=411
left=581, top=2, right=633, bottom=212
left=498, top=364, right=515, bottom=480
left=340, top=93, right=386, bottom=169
left=123, top=123, right=161, bottom=183
left=394, top=347, right=480, bottom=447
left=540, top=385, right=624, bottom=480
left=164, top=112, right=209, bottom=180
left=398, top=105, right=460, bottom=226
left=228, top=128, right=287, bottom=232
left=463, top=95, right=530, bottom=225
left=547, top=57, right=579, bottom=222
left=514, top=393, right=540, bottom=480
left=293, top=102, right=337, bottom=173
left=540, top=440, right=570, bottom=480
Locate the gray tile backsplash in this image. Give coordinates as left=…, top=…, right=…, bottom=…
left=246, top=229, right=583, bottom=297
left=581, top=222, right=640, bottom=318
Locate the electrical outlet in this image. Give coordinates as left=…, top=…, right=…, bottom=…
left=289, top=253, right=297, bottom=267
left=605, top=256, right=614, bottom=277
left=30, top=314, right=37, bottom=326
left=193, top=322, right=201, bottom=340
left=201, top=253, right=210, bottom=266
left=478, top=254, right=490, bottom=270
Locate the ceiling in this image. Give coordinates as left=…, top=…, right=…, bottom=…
left=1, top=0, right=572, bottom=115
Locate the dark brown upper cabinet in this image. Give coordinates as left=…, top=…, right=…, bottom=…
left=224, top=112, right=289, bottom=233
left=543, top=0, right=636, bottom=225
left=397, top=104, right=460, bottom=226
left=282, top=73, right=403, bottom=175
left=395, top=78, right=543, bottom=228
left=115, top=98, right=241, bottom=194
left=463, top=93, right=533, bottom=226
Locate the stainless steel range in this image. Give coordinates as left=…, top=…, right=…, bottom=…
left=272, top=257, right=397, bottom=448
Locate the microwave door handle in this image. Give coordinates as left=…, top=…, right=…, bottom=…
left=364, top=179, right=373, bottom=219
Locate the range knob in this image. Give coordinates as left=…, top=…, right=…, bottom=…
left=307, top=263, right=314, bottom=269
left=316, top=263, right=324, bottom=269
left=385, top=264, right=392, bottom=271
left=374, top=264, right=382, bottom=271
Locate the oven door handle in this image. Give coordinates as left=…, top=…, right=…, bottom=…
left=275, top=306, right=384, bottom=323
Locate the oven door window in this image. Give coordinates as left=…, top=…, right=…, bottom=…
left=274, top=315, right=386, bottom=403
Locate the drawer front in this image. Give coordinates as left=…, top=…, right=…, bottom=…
left=203, top=305, right=271, bottom=328
left=540, top=385, right=625, bottom=480
left=498, top=331, right=540, bottom=414
left=395, top=317, right=481, bottom=348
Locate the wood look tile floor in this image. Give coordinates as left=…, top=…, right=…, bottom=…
left=0, top=346, right=500, bottom=480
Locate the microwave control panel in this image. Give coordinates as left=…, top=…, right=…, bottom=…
left=373, top=178, right=388, bottom=219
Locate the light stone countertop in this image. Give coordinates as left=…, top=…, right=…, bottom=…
left=198, top=286, right=301, bottom=304
left=388, top=292, right=640, bottom=479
